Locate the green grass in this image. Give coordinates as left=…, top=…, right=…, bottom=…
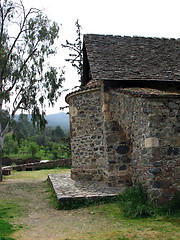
left=1, top=167, right=70, bottom=239
left=116, top=185, right=180, bottom=219
left=4, top=167, right=70, bottom=181
left=1, top=169, right=180, bottom=240
left=0, top=202, right=22, bottom=240
left=86, top=202, right=180, bottom=239
left=50, top=184, right=180, bottom=219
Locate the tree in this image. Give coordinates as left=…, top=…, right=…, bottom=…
left=51, top=125, right=65, bottom=142
left=28, top=141, right=38, bottom=157
left=12, top=114, right=36, bottom=145
left=3, top=134, right=18, bottom=155
left=0, top=0, right=64, bottom=181
left=62, top=19, right=83, bottom=79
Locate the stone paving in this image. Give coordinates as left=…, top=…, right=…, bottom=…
left=48, top=173, right=124, bottom=204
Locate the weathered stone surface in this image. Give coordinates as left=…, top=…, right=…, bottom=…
left=121, top=156, right=131, bottom=164
left=12, top=159, right=71, bottom=171
left=67, top=84, right=180, bottom=203
left=153, top=180, right=172, bottom=189
left=167, top=147, right=179, bottom=155
left=119, top=165, right=127, bottom=171
left=48, top=173, right=124, bottom=205
left=145, top=137, right=159, bottom=148
left=149, top=167, right=161, bottom=175
left=153, top=161, right=163, bottom=167
left=116, top=145, right=129, bottom=154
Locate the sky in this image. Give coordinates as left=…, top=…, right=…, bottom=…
left=23, top=0, right=180, bottom=114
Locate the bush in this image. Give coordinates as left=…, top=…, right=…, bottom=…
left=159, top=192, right=180, bottom=216
left=117, top=185, right=180, bottom=219
left=28, top=142, right=39, bottom=157
left=117, top=185, right=154, bottom=218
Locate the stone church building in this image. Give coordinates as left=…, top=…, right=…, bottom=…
left=66, top=34, right=180, bottom=203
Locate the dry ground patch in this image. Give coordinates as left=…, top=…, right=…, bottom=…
left=0, top=168, right=179, bottom=240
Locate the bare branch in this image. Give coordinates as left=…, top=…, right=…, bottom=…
left=5, top=47, right=37, bottom=94
left=0, top=3, right=40, bottom=80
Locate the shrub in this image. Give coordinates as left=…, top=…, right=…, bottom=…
left=159, top=192, right=180, bottom=216
left=117, top=185, right=180, bottom=218
left=28, top=142, right=39, bottom=157
left=117, top=185, right=154, bottom=218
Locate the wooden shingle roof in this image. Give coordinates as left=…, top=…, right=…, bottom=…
left=82, top=34, right=180, bottom=86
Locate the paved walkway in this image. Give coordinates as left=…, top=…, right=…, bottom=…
left=48, top=173, right=124, bottom=204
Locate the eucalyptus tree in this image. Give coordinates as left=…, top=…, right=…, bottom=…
left=62, top=19, right=83, bottom=79
left=0, top=0, right=64, bottom=180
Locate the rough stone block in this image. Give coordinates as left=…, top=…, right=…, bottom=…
left=119, top=165, right=127, bottom=171
left=116, top=145, right=129, bottom=154
left=145, top=137, right=159, bottom=148
left=167, top=147, right=179, bottom=155
left=102, top=103, right=109, bottom=112
left=103, top=93, right=110, bottom=103
left=149, top=167, right=161, bottom=175
left=104, top=111, right=111, bottom=120
left=153, top=161, right=163, bottom=167
left=70, top=106, right=78, bottom=117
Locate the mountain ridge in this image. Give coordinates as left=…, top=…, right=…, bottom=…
left=15, top=112, right=70, bottom=131
left=46, top=112, right=69, bottom=130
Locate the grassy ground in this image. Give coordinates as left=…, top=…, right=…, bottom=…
left=0, top=168, right=179, bottom=240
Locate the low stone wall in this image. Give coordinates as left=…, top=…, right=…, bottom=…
left=11, top=159, right=71, bottom=172
left=2, top=167, right=11, bottom=175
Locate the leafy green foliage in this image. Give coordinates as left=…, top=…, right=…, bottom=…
left=0, top=0, right=64, bottom=180
left=3, top=114, right=71, bottom=162
left=51, top=126, right=65, bottom=142
left=28, top=142, right=39, bottom=157
left=117, top=185, right=154, bottom=218
left=117, top=185, right=180, bottom=219
left=12, top=114, right=36, bottom=146
left=0, top=0, right=63, bottom=123
left=159, top=192, right=180, bottom=217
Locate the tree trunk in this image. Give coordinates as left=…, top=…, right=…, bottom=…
left=0, top=122, right=6, bottom=181
left=0, top=119, right=3, bottom=181
left=0, top=143, right=3, bottom=181
left=0, top=113, right=9, bottom=181
left=0, top=150, right=2, bottom=182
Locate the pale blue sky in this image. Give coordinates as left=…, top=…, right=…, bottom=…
left=23, top=0, right=180, bottom=113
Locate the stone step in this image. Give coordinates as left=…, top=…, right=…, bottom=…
left=48, top=173, right=124, bottom=209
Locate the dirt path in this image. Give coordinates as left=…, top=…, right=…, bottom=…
left=1, top=170, right=180, bottom=240
left=0, top=170, right=121, bottom=240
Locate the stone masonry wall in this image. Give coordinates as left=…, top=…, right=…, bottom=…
left=107, top=89, right=180, bottom=203
left=67, top=86, right=179, bottom=203
left=101, top=91, right=132, bottom=187
left=68, top=88, right=104, bottom=181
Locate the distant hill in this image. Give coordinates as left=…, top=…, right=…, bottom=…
left=45, top=112, right=69, bottom=130
left=15, top=112, right=70, bottom=131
